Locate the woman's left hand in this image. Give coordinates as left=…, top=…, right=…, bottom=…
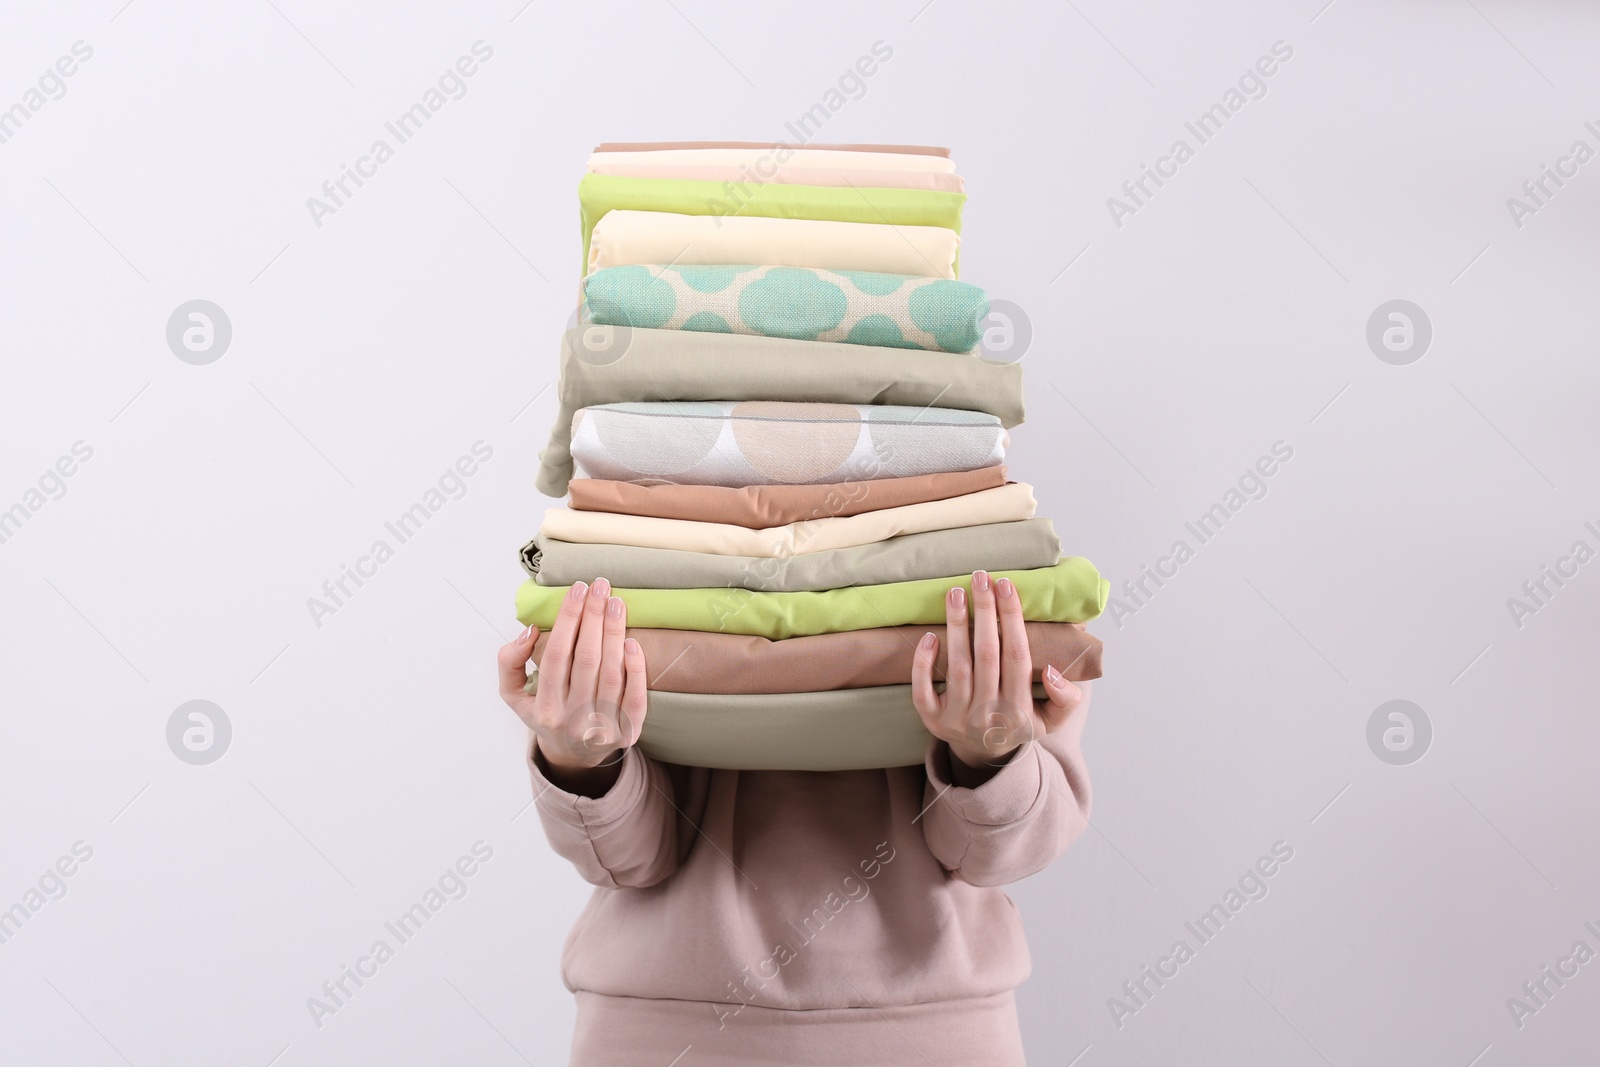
left=911, top=570, right=1085, bottom=775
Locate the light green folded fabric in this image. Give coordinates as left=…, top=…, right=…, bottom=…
left=584, top=265, right=988, bottom=353
left=577, top=173, right=966, bottom=274
left=522, top=674, right=1050, bottom=771
left=536, top=326, right=1024, bottom=497
left=522, top=519, right=1062, bottom=591
left=514, top=557, right=1108, bottom=638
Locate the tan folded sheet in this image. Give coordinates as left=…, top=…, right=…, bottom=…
left=567, top=468, right=1009, bottom=528
left=594, top=141, right=951, bottom=157
left=586, top=162, right=966, bottom=193
left=539, top=482, right=1037, bottom=556
left=532, top=623, right=1102, bottom=694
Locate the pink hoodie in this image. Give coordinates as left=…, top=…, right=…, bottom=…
left=527, top=685, right=1093, bottom=1066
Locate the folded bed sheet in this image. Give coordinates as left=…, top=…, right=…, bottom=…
left=539, top=482, right=1037, bottom=557
left=514, top=556, right=1109, bottom=638
left=536, top=327, right=1022, bottom=496
left=588, top=210, right=960, bottom=278
left=578, top=174, right=965, bottom=271
left=565, top=467, right=1009, bottom=528
left=522, top=518, right=1061, bottom=591
left=583, top=265, right=987, bottom=353
left=522, top=674, right=1051, bottom=771
left=586, top=161, right=966, bottom=193
left=569, top=401, right=1006, bottom=488
left=588, top=148, right=957, bottom=171
left=530, top=623, right=1101, bottom=693
left=593, top=142, right=952, bottom=157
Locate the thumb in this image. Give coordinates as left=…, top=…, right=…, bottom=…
left=1037, top=664, right=1082, bottom=731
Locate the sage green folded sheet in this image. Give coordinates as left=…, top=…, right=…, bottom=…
left=513, top=557, right=1108, bottom=637
left=521, top=673, right=1050, bottom=771
left=535, top=326, right=1025, bottom=497
left=522, top=518, right=1062, bottom=591
left=577, top=172, right=966, bottom=273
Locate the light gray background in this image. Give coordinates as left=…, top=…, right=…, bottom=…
left=2, top=0, right=1596, bottom=1063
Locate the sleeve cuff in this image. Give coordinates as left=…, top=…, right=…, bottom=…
left=527, top=733, right=650, bottom=825
left=924, top=738, right=1047, bottom=827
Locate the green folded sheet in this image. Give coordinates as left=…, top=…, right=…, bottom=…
left=514, top=556, right=1107, bottom=639
left=578, top=173, right=967, bottom=274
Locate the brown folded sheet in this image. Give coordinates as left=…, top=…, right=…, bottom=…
left=531, top=622, right=1102, bottom=695
left=593, top=141, right=951, bottom=157
left=567, top=467, right=1010, bottom=529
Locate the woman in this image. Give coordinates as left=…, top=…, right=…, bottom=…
left=497, top=569, right=1093, bottom=1065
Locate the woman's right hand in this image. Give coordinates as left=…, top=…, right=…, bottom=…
left=497, top=578, right=649, bottom=780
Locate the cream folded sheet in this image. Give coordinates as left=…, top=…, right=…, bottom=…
left=587, top=210, right=960, bottom=278
left=537, top=482, right=1037, bottom=556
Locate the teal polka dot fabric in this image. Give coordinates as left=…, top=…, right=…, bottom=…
left=582, top=264, right=988, bottom=354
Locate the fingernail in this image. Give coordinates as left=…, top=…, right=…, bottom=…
left=1045, top=664, right=1061, bottom=684
left=517, top=625, right=533, bottom=642
left=624, top=637, right=640, bottom=655
left=918, top=631, right=936, bottom=651
left=569, top=581, right=588, bottom=601
left=592, top=577, right=610, bottom=598
left=996, top=577, right=1014, bottom=600
left=973, top=570, right=990, bottom=592
left=949, top=586, right=966, bottom=610
left=607, top=596, right=623, bottom=618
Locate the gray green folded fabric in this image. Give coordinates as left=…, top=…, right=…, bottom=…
left=583, top=265, right=988, bottom=353
left=536, top=326, right=1023, bottom=497
left=521, top=518, right=1062, bottom=591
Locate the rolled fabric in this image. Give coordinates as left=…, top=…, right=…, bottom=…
left=531, top=623, right=1101, bottom=693
left=514, top=556, right=1110, bottom=637
left=536, top=328, right=1021, bottom=496
left=583, top=266, right=988, bottom=354
left=593, top=141, right=952, bottom=158
left=566, top=468, right=1008, bottom=528
left=587, top=162, right=967, bottom=193
left=539, top=483, right=1038, bottom=557
left=589, top=210, right=960, bottom=278
left=578, top=174, right=964, bottom=272
left=520, top=676, right=1051, bottom=771
left=521, top=518, right=1062, bottom=590
left=569, top=401, right=1007, bottom=488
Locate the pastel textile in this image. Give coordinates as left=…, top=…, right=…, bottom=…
left=514, top=557, right=1110, bottom=637
left=566, top=467, right=1009, bottom=528
left=587, top=148, right=957, bottom=172
left=568, top=401, right=1007, bottom=488
left=522, top=518, right=1062, bottom=591
left=593, top=141, right=951, bottom=157
left=536, top=327, right=1023, bottom=497
left=583, top=265, right=988, bottom=354
left=587, top=161, right=966, bottom=193
left=523, top=675, right=1050, bottom=771
left=588, top=210, right=960, bottom=278
left=531, top=623, right=1102, bottom=693
left=578, top=174, right=964, bottom=271
left=539, top=483, right=1038, bottom=557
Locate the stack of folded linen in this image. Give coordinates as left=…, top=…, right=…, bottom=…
left=515, top=141, right=1108, bottom=772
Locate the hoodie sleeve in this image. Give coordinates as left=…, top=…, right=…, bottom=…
left=526, top=735, right=699, bottom=890
left=918, top=681, right=1093, bottom=887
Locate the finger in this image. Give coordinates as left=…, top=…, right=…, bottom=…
left=567, top=577, right=611, bottom=706
left=496, top=625, right=540, bottom=704
left=942, top=585, right=972, bottom=710
left=595, top=596, right=627, bottom=719
left=619, top=637, right=649, bottom=747
left=995, top=577, right=1034, bottom=710
left=536, top=582, right=589, bottom=705
left=1037, top=664, right=1084, bottom=731
left=969, top=570, right=1001, bottom=708
left=910, top=631, right=943, bottom=724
